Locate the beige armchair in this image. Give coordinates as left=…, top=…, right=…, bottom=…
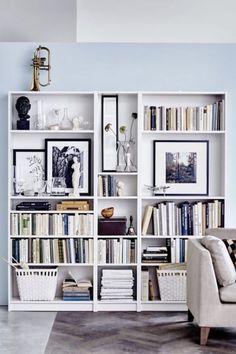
left=187, top=228, right=236, bottom=345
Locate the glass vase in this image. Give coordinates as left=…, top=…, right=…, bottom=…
left=116, top=141, right=137, bottom=172
left=60, top=107, right=72, bottom=130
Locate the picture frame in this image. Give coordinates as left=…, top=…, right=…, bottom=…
left=13, top=149, right=45, bottom=187
left=45, top=138, right=91, bottom=196
left=153, top=140, right=209, bottom=196
left=102, top=95, right=118, bottom=172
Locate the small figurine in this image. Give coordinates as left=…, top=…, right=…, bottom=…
left=72, top=116, right=84, bottom=131
left=69, top=156, right=81, bottom=197
left=145, top=184, right=170, bottom=196
left=126, top=215, right=135, bottom=235
left=15, top=96, right=31, bottom=130
left=116, top=180, right=125, bottom=196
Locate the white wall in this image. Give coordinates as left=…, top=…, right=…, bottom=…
left=0, top=0, right=76, bottom=42
left=77, top=0, right=236, bottom=42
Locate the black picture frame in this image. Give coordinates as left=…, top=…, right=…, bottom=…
left=45, top=138, right=91, bottom=196
left=153, top=140, right=209, bottom=196
left=101, top=95, right=118, bottom=172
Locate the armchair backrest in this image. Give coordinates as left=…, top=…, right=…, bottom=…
left=206, top=228, right=236, bottom=240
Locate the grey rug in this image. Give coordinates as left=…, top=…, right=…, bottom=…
left=45, top=312, right=236, bottom=354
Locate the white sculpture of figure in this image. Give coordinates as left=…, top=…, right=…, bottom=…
left=116, top=180, right=125, bottom=197
left=70, top=156, right=81, bottom=197
left=72, top=116, right=84, bottom=131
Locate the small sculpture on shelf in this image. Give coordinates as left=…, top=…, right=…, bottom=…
left=72, top=116, right=85, bottom=131
left=116, top=180, right=125, bottom=196
left=15, top=96, right=31, bottom=130
left=69, top=156, right=81, bottom=197
left=101, top=207, right=114, bottom=219
left=145, top=184, right=170, bottom=196
left=126, top=215, right=136, bottom=235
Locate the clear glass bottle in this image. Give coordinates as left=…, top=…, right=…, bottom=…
left=60, top=107, right=72, bottom=130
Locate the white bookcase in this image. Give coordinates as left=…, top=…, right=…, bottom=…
left=8, top=91, right=226, bottom=311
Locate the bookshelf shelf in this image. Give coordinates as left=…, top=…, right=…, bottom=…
left=97, top=196, right=137, bottom=200
left=10, top=130, right=94, bottom=134
left=98, top=172, right=138, bottom=176
left=142, top=130, right=225, bottom=134
left=97, top=235, right=137, bottom=238
left=10, top=235, right=94, bottom=239
left=10, top=210, right=94, bottom=214
left=141, top=196, right=225, bottom=200
left=98, top=263, right=137, bottom=266
left=10, top=263, right=94, bottom=267
left=142, top=235, right=202, bottom=239
left=8, top=91, right=226, bottom=312
left=10, top=196, right=94, bottom=200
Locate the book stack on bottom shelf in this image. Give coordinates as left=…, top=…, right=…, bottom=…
left=62, top=278, right=92, bottom=301
left=100, top=269, right=134, bottom=302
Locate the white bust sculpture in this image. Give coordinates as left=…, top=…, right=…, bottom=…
left=70, top=156, right=81, bottom=197
left=116, top=180, right=125, bottom=197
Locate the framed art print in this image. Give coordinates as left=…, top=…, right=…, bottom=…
left=153, top=140, right=209, bottom=196
left=45, top=139, right=91, bottom=196
left=102, top=95, right=118, bottom=172
left=13, top=149, right=45, bottom=185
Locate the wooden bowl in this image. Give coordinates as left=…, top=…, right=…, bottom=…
left=101, top=207, right=114, bottom=218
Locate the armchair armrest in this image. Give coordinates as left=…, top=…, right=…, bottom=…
left=187, top=239, right=221, bottom=326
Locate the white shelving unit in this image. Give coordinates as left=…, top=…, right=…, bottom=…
left=8, top=91, right=226, bottom=311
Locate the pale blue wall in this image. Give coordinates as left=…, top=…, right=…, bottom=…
left=1, top=43, right=236, bottom=304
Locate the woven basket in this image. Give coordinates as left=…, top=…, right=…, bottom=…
left=156, top=270, right=187, bottom=302
left=16, top=268, right=58, bottom=301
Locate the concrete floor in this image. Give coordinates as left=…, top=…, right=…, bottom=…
left=0, top=307, right=56, bottom=354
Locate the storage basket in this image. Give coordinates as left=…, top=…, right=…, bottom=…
left=156, top=270, right=187, bottom=301
left=16, top=268, right=58, bottom=301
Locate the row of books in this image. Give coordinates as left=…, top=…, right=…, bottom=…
left=98, top=175, right=118, bottom=197
left=11, top=213, right=94, bottom=236
left=97, top=239, right=137, bottom=264
left=143, top=100, right=224, bottom=131
left=62, top=278, right=92, bottom=301
left=12, top=238, right=94, bottom=264
left=141, top=263, right=187, bottom=301
left=100, top=269, right=134, bottom=302
left=142, top=200, right=224, bottom=236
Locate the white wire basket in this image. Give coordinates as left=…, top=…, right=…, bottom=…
left=156, top=270, right=187, bottom=302
left=16, top=268, right=58, bottom=301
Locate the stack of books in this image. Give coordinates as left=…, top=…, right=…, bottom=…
left=56, top=201, right=89, bottom=211
left=142, top=246, right=168, bottom=263
left=100, top=269, right=134, bottom=302
left=16, top=202, right=51, bottom=211
left=62, top=278, right=92, bottom=301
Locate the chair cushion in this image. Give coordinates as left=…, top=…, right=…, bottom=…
left=201, top=236, right=236, bottom=287
left=220, top=283, right=236, bottom=302
left=223, top=239, right=236, bottom=267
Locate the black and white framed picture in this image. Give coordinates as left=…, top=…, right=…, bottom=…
left=102, top=95, right=118, bottom=172
left=13, top=149, right=45, bottom=185
left=153, top=140, right=209, bottom=196
left=45, top=139, right=91, bottom=195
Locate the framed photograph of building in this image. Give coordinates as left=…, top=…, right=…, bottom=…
left=153, top=140, right=209, bottom=196
left=45, top=139, right=91, bottom=195
left=102, top=95, right=118, bottom=172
